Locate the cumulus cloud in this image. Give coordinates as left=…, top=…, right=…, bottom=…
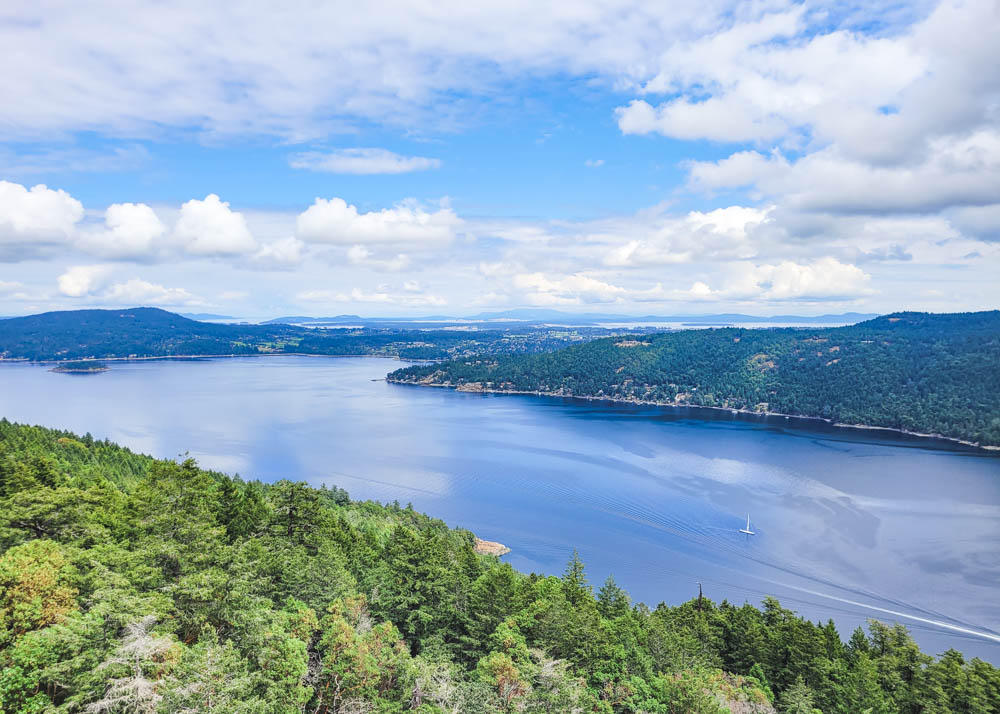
left=511, top=272, right=627, bottom=305
left=102, top=278, right=202, bottom=306
left=76, top=202, right=168, bottom=259
left=605, top=206, right=773, bottom=267
left=0, top=181, right=83, bottom=259
left=174, top=194, right=257, bottom=256
left=678, top=258, right=873, bottom=302
left=289, top=148, right=441, bottom=174
left=58, top=265, right=114, bottom=297
left=56, top=264, right=203, bottom=305
left=296, top=197, right=460, bottom=245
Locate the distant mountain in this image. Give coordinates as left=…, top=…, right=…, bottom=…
left=179, top=312, right=237, bottom=321
left=391, top=310, right=1000, bottom=447
left=262, top=315, right=363, bottom=325
left=267, top=309, right=879, bottom=326
left=0, top=307, right=596, bottom=361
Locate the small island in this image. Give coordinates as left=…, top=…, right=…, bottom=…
left=50, top=359, right=110, bottom=374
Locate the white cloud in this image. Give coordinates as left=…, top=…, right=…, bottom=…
left=252, top=237, right=304, bottom=269
left=688, top=132, right=1000, bottom=216
left=512, top=272, right=626, bottom=305
left=77, top=202, right=167, bottom=259
left=0, top=181, right=83, bottom=259
left=58, top=265, right=113, bottom=297
left=0, top=280, right=24, bottom=294
left=584, top=158, right=604, bottom=167
left=679, top=257, right=874, bottom=301
left=103, top=278, right=202, bottom=306
left=297, top=286, right=446, bottom=308
left=174, top=194, right=257, bottom=256
left=346, top=244, right=411, bottom=271
left=617, top=1, right=999, bottom=165
left=289, top=148, right=441, bottom=174
left=0, top=1, right=749, bottom=140
left=597, top=205, right=771, bottom=267
left=56, top=263, right=203, bottom=306
left=296, top=197, right=460, bottom=245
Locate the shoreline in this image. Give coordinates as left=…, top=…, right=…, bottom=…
left=4, top=352, right=993, bottom=452
left=387, top=378, right=1000, bottom=453
left=0, top=353, right=441, bottom=365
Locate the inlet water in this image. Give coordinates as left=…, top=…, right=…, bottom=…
left=3, top=356, right=998, bottom=661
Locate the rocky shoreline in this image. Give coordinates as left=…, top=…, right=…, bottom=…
left=473, top=537, right=511, bottom=557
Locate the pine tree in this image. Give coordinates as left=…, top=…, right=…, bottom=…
left=596, top=574, right=630, bottom=619
left=561, top=550, right=590, bottom=606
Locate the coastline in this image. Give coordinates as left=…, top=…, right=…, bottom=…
left=0, top=353, right=441, bottom=365
left=5, top=351, right=993, bottom=452
left=386, top=378, right=1000, bottom=453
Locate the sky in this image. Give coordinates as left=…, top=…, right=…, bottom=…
left=1, top=0, right=998, bottom=318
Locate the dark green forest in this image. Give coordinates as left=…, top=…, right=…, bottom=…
left=390, top=311, right=1000, bottom=447
left=1, top=419, right=998, bottom=713
left=0, top=308, right=603, bottom=362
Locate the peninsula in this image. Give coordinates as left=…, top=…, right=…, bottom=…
left=389, top=311, right=1000, bottom=448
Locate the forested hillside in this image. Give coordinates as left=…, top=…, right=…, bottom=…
left=0, top=308, right=597, bottom=362
left=389, top=311, right=1000, bottom=447
left=2, top=419, right=998, bottom=713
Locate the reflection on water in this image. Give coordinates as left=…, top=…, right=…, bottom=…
left=2, top=356, right=999, bottom=661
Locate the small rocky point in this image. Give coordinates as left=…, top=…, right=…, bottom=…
left=474, top=537, right=511, bottom=556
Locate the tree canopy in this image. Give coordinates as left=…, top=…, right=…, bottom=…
left=391, top=311, right=1000, bottom=447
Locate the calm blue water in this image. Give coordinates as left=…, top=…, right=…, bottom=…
left=3, top=356, right=999, bottom=661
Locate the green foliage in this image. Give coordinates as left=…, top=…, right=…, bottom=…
left=50, top=360, right=108, bottom=373
left=1, top=419, right=998, bottom=713
left=391, top=310, right=1000, bottom=446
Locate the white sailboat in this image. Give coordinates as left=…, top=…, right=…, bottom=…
left=739, top=514, right=755, bottom=536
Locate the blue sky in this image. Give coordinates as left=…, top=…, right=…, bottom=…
left=1, top=0, right=998, bottom=317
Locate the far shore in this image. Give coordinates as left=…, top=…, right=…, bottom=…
left=0, top=353, right=442, bottom=365
left=4, top=352, right=993, bottom=453
left=387, top=378, right=1000, bottom=453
